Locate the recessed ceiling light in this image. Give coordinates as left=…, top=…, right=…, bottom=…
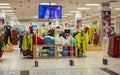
left=85, top=4, right=100, bottom=6
left=70, top=11, right=79, bottom=13
left=115, top=8, right=120, bottom=10
left=40, top=3, right=56, bottom=5
left=62, top=16, right=68, bottom=17
left=0, top=3, right=10, bottom=5
left=5, top=13, right=15, bottom=15
left=92, top=14, right=98, bottom=16
left=1, top=10, right=13, bottom=12
left=64, top=14, right=74, bottom=16
left=0, top=6, right=11, bottom=8
left=77, top=7, right=90, bottom=10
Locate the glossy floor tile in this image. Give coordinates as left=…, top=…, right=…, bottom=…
left=0, top=46, right=120, bottom=75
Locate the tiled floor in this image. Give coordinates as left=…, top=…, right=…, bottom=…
left=0, top=45, right=120, bottom=75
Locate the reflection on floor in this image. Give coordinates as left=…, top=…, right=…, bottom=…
left=0, top=46, right=120, bottom=75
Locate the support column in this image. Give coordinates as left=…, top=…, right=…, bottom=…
left=75, top=11, right=82, bottom=32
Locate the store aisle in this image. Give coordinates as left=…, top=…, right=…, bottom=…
left=0, top=48, right=120, bottom=75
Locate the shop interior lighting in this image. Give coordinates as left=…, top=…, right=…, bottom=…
left=77, top=7, right=90, bottom=10
left=40, top=3, right=56, bottom=5
left=69, top=11, right=79, bottom=13
left=62, top=16, right=68, bottom=17
left=0, top=3, right=10, bottom=5
left=1, top=10, right=13, bottom=12
left=0, top=6, right=11, bottom=8
left=64, top=14, right=74, bottom=15
left=85, top=4, right=100, bottom=6
left=115, top=8, right=120, bottom=10
left=5, top=13, right=15, bottom=15
left=92, top=14, right=99, bottom=16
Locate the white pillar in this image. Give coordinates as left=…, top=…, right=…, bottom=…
left=75, top=11, right=82, bottom=32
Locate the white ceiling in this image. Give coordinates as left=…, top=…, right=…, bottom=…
left=0, top=0, right=120, bottom=22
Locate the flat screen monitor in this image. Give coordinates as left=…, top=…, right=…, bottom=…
left=39, top=5, right=62, bottom=19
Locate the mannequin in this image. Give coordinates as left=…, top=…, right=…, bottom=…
left=5, top=22, right=12, bottom=45
left=93, top=28, right=99, bottom=45
left=29, top=23, right=33, bottom=34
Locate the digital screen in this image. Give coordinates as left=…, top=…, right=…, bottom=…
left=39, top=5, right=62, bottom=19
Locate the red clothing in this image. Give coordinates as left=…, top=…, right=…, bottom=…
left=29, top=25, right=33, bottom=31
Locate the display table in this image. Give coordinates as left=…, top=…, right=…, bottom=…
left=4, top=45, right=13, bottom=52
left=33, top=44, right=78, bottom=59
left=88, top=45, right=102, bottom=51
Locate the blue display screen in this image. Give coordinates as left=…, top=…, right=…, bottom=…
left=39, top=5, right=62, bottom=19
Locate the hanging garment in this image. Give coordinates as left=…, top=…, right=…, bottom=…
left=75, top=32, right=88, bottom=54
left=12, top=29, right=19, bottom=45
left=33, top=37, right=44, bottom=45
left=38, top=28, right=42, bottom=37
left=93, top=31, right=99, bottom=45
left=0, top=42, right=4, bottom=58
left=89, top=26, right=94, bottom=44
left=28, top=34, right=33, bottom=51
left=22, top=35, right=28, bottom=56
left=28, top=34, right=33, bottom=56
left=7, top=36, right=11, bottom=45
left=48, top=29, right=55, bottom=36
left=5, top=25, right=12, bottom=44
left=19, top=34, right=23, bottom=52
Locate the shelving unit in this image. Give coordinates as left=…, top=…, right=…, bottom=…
left=33, top=44, right=78, bottom=59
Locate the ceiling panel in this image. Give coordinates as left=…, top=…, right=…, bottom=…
left=0, top=0, right=120, bottom=21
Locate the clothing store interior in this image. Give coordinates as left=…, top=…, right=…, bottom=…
left=0, top=0, right=120, bottom=75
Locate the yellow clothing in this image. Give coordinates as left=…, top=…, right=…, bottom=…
left=28, top=34, right=33, bottom=51
left=75, top=32, right=88, bottom=54
left=22, top=35, right=28, bottom=51
left=7, top=36, right=11, bottom=45
left=38, top=28, right=42, bottom=36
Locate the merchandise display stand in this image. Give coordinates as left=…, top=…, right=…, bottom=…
left=33, top=44, right=78, bottom=59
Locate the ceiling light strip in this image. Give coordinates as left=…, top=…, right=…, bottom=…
left=77, top=7, right=90, bottom=10
left=85, top=4, right=100, bottom=6
left=0, top=3, right=10, bottom=5
left=0, top=6, right=11, bottom=8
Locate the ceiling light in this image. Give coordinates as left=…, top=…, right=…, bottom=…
left=1, top=10, right=13, bottom=12
left=0, top=6, right=11, bottom=8
left=64, top=14, right=74, bottom=16
left=77, top=7, right=90, bottom=10
left=40, top=3, right=56, bottom=5
left=70, top=11, right=79, bottom=13
left=62, top=16, right=68, bottom=17
left=85, top=4, right=100, bottom=6
left=92, top=14, right=98, bottom=16
left=115, top=8, right=120, bottom=10
left=0, top=3, right=10, bottom=5
left=5, top=13, right=15, bottom=15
